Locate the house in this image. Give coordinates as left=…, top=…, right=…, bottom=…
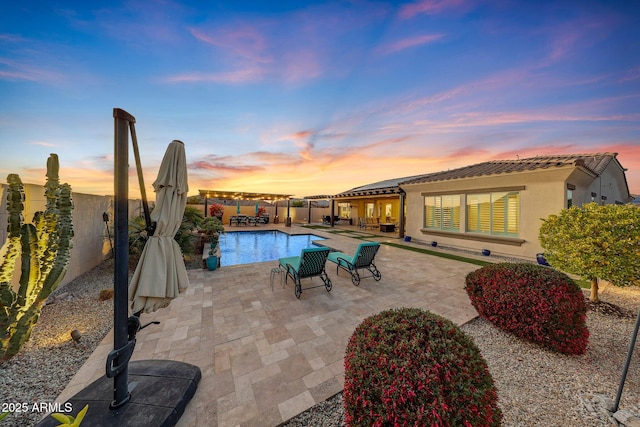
left=400, top=153, right=632, bottom=259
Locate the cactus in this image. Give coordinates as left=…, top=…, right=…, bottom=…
left=0, top=154, right=74, bottom=360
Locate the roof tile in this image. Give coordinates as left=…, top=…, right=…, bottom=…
left=400, top=153, right=617, bottom=185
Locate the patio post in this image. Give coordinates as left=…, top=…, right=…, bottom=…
left=307, top=200, right=311, bottom=224
left=399, top=191, right=405, bottom=238
left=286, top=198, right=291, bottom=226
left=330, top=199, right=335, bottom=227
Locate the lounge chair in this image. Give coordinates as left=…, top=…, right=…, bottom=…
left=327, top=242, right=382, bottom=285
left=279, top=246, right=332, bottom=299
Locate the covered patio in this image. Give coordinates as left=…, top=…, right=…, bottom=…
left=305, top=175, right=425, bottom=238
left=199, top=190, right=294, bottom=225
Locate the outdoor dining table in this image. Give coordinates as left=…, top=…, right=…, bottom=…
left=379, top=223, right=396, bottom=232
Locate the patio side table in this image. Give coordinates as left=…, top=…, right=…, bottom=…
left=270, top=265, right=285, bottom=291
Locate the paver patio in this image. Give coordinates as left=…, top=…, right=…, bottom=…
left=56, top=225, right=481, bottom=426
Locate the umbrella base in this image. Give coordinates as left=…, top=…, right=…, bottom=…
left=36, top=360, right=201, bottom=427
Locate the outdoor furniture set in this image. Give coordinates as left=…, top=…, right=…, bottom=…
left=359, top=217, right=379, bottom=230
left=272, top=242, right=382, bottom=298
left=229, top=214, right=268, bottom=226
left=321, top=215, right=342, bottom=225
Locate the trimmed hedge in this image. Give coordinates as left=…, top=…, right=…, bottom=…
left=344, top=308, right=502, bottom=427
left=465, top=263, right=589, bottom=355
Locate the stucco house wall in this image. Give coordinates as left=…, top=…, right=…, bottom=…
left=401, top=154, right=631, bottom=261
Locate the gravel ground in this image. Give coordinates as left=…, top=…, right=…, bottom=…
left=1, top=257, right=639, bottom=427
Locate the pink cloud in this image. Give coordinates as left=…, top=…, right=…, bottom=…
left=283, top=130, right=314, bottom=142
left=535, top=14, right=619, bottom=66
left=376, top=34, right=443, bottom=55
left=189, top=159, right=264, bottom=174
left=0, top=34, right=26, bottom=42
left=618, top=67, right=640, bottom=83
left=282, top=49, right=322, bottom=83
left=189, top=26, right=270, bottom=65
left=0, top=58, right=64, bottom=83
left=30, top=141, right=56, bottom=147
left=399, top=0, right=468, bottom=19
left=164, top=68, right=265, bottom=84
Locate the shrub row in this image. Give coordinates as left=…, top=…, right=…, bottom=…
left=343, top=307, right=501, bottom=427
left=465, top=263, right=589, bottom=355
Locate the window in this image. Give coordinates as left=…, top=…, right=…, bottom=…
left=566, top=183, right=575, bottom=209
left=366, top=203, right=375, bottom=218
left=338, top=203, right=350, bottom=218
left=424, top=195, right=460, bottom=231
left=467, top=192, right=519, bottom=236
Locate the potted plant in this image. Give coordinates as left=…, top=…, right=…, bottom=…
left=200, top=217, right=224, bottom=271
left=209, top=203, right=225, bottom=220
left=200, top=216, right=225, bottom=248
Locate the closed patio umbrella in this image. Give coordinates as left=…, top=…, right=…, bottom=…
left=129, top=140, right=189, bottom=314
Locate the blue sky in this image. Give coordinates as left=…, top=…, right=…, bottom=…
left=1, top=0, right=639, bottom=198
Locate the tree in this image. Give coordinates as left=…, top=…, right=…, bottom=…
left=539, top=202, right=640, bottom=303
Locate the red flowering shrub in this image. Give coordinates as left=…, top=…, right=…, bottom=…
left=343, top=308, right=501, bottom=427
left=465, top=263, right=588, bottom=355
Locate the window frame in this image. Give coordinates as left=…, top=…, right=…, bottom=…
left=424, top=194, right=461, bottom=232
left=466, top=191, right=520, bottom=237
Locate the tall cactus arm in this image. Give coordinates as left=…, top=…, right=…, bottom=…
left=5, top=174, right=24, bottom=238
left=0, top=174, right=25, bottom=283
left=37, top=183, right=73, bottom=302
left=16, top=224, right=40, bottom=308
left=37, top=154, right=61, bottom=285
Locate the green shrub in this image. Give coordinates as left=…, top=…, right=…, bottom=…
left=344, top=308, right=501, bottom=427
left=465, top=263, right=588, bottom=355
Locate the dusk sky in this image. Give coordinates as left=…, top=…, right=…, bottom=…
left=1, top=0, right=639, bottom=199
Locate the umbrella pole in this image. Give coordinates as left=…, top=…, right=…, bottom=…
left=110, top=108, right=135, bottom=409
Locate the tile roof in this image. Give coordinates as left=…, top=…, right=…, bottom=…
left=342, top=174, right=427, bottom=193
left=400, top=153, right=618, bottom=185
left=329, top=174, right=429, bottom=198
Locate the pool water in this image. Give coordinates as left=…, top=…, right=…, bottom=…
left=218, top=230, right=326, bottom=266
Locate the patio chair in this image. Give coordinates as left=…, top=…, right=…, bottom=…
left=279, top=247, right=332, bottom=299
left=327, top=242, right=382, bottom=286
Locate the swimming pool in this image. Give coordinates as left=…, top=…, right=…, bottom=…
left=218, top=230, right=326, bottom=266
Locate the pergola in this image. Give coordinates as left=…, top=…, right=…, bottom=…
left=305, top=194, right=335, bottom=225
left=198, top=189, right=293, bottom=221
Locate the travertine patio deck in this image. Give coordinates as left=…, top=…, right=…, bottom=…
left=57, top=225, right=481, bottom=426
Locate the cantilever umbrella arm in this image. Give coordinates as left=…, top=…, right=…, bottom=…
left=129, top=119, right=156, bottom=237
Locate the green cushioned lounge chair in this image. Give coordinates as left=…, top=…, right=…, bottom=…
left=279, top=246, right=332, bottom=299
left=327, top=242, right=382, bottom=286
